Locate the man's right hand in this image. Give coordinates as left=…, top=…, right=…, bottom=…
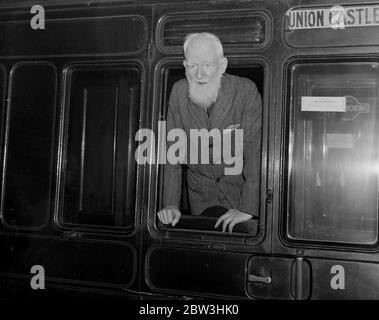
left=157, top=206, right=181, bottom=226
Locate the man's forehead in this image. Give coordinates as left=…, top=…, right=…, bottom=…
left=186, top=37, right=219, bottom=60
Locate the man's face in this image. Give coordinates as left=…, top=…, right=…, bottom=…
left=184, top=38, right=227, bottom=108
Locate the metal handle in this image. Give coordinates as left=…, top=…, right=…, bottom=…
left=295, top=257, right=303, bottom=300
left=248, top=274, right=272, bottom=284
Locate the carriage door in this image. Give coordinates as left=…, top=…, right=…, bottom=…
left=142, top=2, right=277, bottom=299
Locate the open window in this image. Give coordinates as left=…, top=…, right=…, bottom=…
left=58, top=64, right=140, bottom=232
left=285, top=59, right=379, bottom=246
left=157, top=62, right=264, bottom=236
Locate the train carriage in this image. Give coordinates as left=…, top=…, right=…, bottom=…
left=0, top=0, right=378, bottom=300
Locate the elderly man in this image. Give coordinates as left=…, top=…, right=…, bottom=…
left=157, top=32, right=262, bottom=233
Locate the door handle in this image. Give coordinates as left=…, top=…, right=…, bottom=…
left=248, top=274, right=272, bottom=284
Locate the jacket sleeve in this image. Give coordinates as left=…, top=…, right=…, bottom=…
left=162, top=82, right=183, bottom=209
left=237, top=81, right=262, bottom=217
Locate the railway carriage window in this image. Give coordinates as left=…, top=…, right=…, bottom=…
left=286, top=61, right=379, bottom=245
left=2, top=63, right=56, bottom=229
left=60, top=66, right=140, bottom=230
left=157, top=65, right=263, bottom=236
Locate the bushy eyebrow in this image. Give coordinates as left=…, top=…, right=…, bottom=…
left=186, top=60, right=216, bottom=65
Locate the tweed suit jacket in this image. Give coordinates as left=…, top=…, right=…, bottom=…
left=163, top=73, right=262, bottom=217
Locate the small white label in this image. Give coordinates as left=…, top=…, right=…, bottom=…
left=301, top=96, right=346, bottom=112
left=326, top=133, right=354, bottom=149
left=287, top=5, right=379, bottom=30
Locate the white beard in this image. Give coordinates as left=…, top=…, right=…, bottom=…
left=188, top=72, right=222, bottom=109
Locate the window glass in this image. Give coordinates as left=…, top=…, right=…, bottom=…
left=286, top=61, right=379, bottom=245
left=61, top=66, right=140, bottom=230
left=158, top=65, right=263, bottom=236
left=3, top=63, right=56, bottom=229
left=160, top=11, right=268, bottom=52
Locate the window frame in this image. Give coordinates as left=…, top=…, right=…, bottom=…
left=1, top=61, right=57, bottom=231
left=55, top=61, right=144, bottom=235
left=282, top=56, right=379, bottom=250
left=150, top=57, right=269, bottom=244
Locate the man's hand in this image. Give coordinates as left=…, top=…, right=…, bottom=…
left=214, top=209, right=252, bottom=234
left=157, top=206, right=181, bottom=226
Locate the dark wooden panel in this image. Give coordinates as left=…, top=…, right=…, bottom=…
left=146, top=247, right=248, bottom=297
left=0, top=15, right=147, bottom=56
left=0, top=235, right=136, bottom=287
left=310, top=258, right=379, bottom=299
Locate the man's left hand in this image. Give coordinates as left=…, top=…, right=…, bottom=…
left=214, top=209, right=252, bottom=234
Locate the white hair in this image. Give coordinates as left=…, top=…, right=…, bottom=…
left=183, top=32, right=224, bottom=59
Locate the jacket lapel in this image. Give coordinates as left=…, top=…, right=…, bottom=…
left=211, top=74, right=234, bottom=129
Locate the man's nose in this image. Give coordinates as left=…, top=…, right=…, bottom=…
left=196, top=66, right=205, bottom=79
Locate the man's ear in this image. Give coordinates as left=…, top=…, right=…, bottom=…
left=220, top=57, right=228, bottom=73
left=183, top=60, right=187, bottom=68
